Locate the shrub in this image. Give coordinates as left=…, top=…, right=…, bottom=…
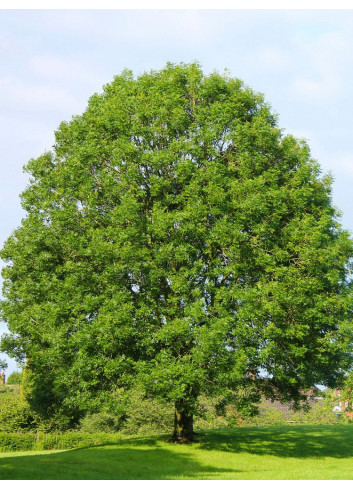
left=34, top=432, right=119, bottom=450
left=194, top=396, right=240, bottom=430
left=6, top=371, right=22, bottom=385
left=245, top=404, right=289, bottom=426
left=80, top=412, right=121, bottom=433
left=0, top=432, right=36, bottom=451
left=120, top=389, right=174, bottom=435
left=0, top=383, right=62, bottom=433
left=0, top=431, right=123, bottom=452
left=0, top=385, right=34, bottom=432
left=290, top=399, right=339, bottom=425
left=0, top=396, right=37, bottom=432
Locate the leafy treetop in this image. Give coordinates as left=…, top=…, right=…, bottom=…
left=1, top=63, right=353, bottom=440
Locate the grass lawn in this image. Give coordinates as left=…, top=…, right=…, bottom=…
left=1, top=425, right=353, bottom=479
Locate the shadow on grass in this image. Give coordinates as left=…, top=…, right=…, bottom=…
left=196, top=425, right=353, bottom=459
left=0, top=443, right=236, bottom=480
left=2, top=425, right=353, bottom=479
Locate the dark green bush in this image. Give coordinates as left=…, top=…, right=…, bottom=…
left=120, top=389, right=174, bottom=435
left=80, top=412, right=121, bottom=433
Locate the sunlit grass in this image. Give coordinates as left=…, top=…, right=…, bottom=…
left=1, top=425, right=353, bottom=479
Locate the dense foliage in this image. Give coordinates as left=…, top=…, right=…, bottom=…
left=337, top=373, right=353, bottom=412
left=0, top=385, right=36, bottom=432
left=0, top=382, right=346, bottom=450
left=6, top=371, right=22, bottom=385
left=0, top=359, right=7, bottom=370
left=1, top=63, right=353, bottom=440
left=0, top=430, right=123, bottom=452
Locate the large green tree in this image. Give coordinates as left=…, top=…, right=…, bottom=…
left=1, top=63, right=353, bottom=441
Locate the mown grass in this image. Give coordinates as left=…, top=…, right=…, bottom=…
left=1, top=425, right=353, bottom=479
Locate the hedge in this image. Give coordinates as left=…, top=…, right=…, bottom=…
left=0, top=431, right=124, bottom=452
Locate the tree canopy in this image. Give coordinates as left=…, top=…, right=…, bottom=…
left=0, top=359, right=7, bottom=371
left=1, top=62, right=353, bottom=440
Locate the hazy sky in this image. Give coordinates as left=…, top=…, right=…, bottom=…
left=1, top=9, right=353, bottom=374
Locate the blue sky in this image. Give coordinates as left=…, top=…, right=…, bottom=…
left=1, top=9, right=353, bottom=374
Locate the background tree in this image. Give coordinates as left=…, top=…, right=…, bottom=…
left=0, top=359, right=7, bottom=370
left=1, top=63, right=353, bottom=441
left=6, top=371, right=22, bottom=385
left=336, top=373, right=353, bottom=415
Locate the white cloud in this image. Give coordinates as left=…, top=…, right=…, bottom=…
left=292, top=73, right=342, bottom=101
left=0, top=76, right=81, bottom=113
left=290, top=31, right=352, bottom=101
left=256, top=47, right=290, bottom=69
left=14, top=10, right=209, bottom=46
left=0, top=33, right=18, bottom=52
left=163, top=10, right=216, bottom=44
left=29, top=55, right=85, bottom=79
left=103, top=10, right=218, bottom=47
left=308, top=31, right=352, bottom=69
left=330, top=153, right=353, bottom=178
left=28, top=55, right=108, bottom=89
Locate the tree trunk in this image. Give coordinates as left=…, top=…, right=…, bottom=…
left=173, top=400, right=194, bottom=442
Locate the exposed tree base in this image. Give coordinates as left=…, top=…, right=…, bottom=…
left=173, top=401, right=194, bottom=443
left=171, top=432, right=200, bottom=444
left=171, top=436, right=194, bottom=444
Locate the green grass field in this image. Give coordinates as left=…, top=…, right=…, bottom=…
left=1, top=425, right=353, bottom=479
